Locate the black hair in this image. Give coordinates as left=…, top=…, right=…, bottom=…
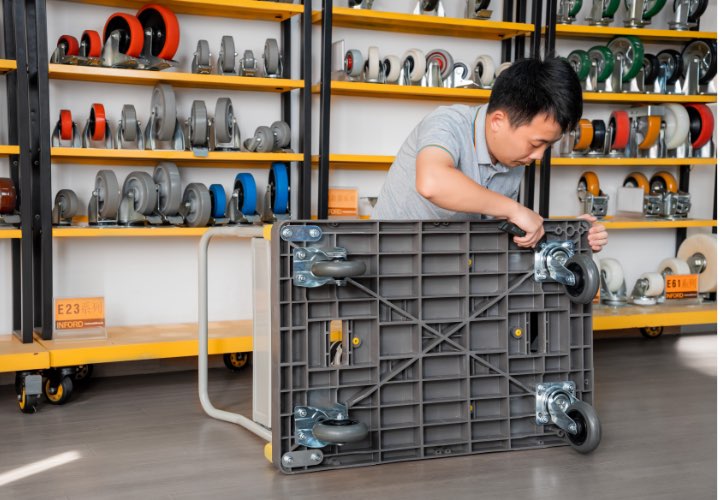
left=487, top=57, right=582, bottom=132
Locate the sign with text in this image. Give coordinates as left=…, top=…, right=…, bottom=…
left=55, top=297, right=106, bottom=330
left=328, top=188, right=358, bottom=217
left=664, top=275, right=698, bottom=299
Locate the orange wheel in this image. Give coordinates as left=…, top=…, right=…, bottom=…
left=623, top=172, right=650, bottom=194
left=81, top=30, right=102, bottom=58
left=90, top=103, right=106, bottom=141
left=57, top=35, right=79, bottom=56
left=650, top=171, right=678, bottom=194
left=137, top=4, right=180, bottom=60
left=579, top=171, right=600, bottom=196
left=103, top=12, right=144, bottom=58
left=60, top=109, right=73, bottom=141
left=637, top=115, right=661, bottom=150
left=609, top=110, right=630, bottom=150
left=0, top=178, right=17, bottom=214
left=574, top=119, right=594, bottom=151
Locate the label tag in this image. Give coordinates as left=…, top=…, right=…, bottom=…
left=664, top=275, right=699, bottom=299
left=54, top=297, right=105, bottom=331
left=328, top=188, right=358, bottom=217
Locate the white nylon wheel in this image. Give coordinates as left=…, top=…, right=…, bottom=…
left=600, top=258, right=625, bottom=293
left=383, top=55, right=401, bottom=83
left=366, top=46, right=380, bottom=80
left=662, top=103, right=691, bottom=150
left=677, top=234, right=717, bottom=292
left=657, top=257, right=691, bottom=276
left=640, top=272, right=665, bottom=297
left=495, top=61, right=512, bottom=78
left=345, top=49, right=364, bottom=77
left=472, top=55, right=495, bottom=86
left=402, top=49, right=426, bottom=83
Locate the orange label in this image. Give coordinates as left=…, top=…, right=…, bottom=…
left=55, top=297, right=105, bottom=330
left=328, top=188, right=358, bottom=216
left=664, top=275, right=698, bottom=299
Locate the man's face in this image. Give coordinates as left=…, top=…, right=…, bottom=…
left=486, top=111, right=564, bottom=167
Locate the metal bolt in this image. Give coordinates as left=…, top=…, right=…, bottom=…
left=568, top=423, right=578, bottom=434
left=539, top=415, right=549, bottom=424
left=296, top=275, right=306, bottom=283
left=335, top=414, right=345, bottom=420
left=297, top=409, right=307, bottom=418
left=281, top=227, right=292, bottom=238
left=563, top=383, right=574, bottom=393
left=295, top=250, right=306, bottom=259
left=537, top=384, right=545, bottom=391
left=282, top=455, right=294, bottom=465
left=309, top=228, right=320, bottom=237
left=310, top=453, right=321, bottom=462
left=298, top=432, right=306, bottom=440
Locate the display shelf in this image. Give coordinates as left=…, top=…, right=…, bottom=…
left=314, top=81, right=492, bottom=102
left=0, top=59, right=16, bottom=74
left=601, top=218, right=717, bottom=229
left=51, top=147, right=302, bottom=166
left=312, top=154, right=395, bottom=170
left=551, top=157, right=717, bottom=166
left=0, top=335, right=50, bottom=372
left=554, top=24, right=717, bottom=43
left=583, top=92, right=716, bottom=104
left=0, top=145, right=20, bottom=156
left=0, top=229, right=21, bottom=239
left=312, top=7, right=534, bottom=39
left=53, top=226, right=212, bottom=238
left=49, top=64, right=304, bottom=92
left=60, top=0, right=303, bottom=21
left=594, top=301, right=717, bottom=330
left=34, top=320, right=252, bottom=366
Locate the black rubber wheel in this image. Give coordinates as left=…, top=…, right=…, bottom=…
left=657, top=49, right=683, bottom=85
left=311, top=260, right=366, bottom=278
left=18, top=388, right=39, bottom=414
left=643, top=53, right=660, bottom=85
left=640, top=326, right=664, bottom=338
left=312, top=418, right=369, bottom=444
left=565, top=400, right=602, bottom=454
left=223, top=352, right=250, bottom=371
left=14, top=373, right=22, bottom=396
left=421, top=0, right=440, bottom=11
left=590, top=120, right=606, bottom=150
left=44, top=377, right=73, bottom=405
left=686, top=105, right=703, bottom=144
left=564, top=253, right=600, bottom=305
left=687, top=0, right=708, bottom=23
left=73, top=365, right=94, bottom=384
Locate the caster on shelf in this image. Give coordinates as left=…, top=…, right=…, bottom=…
left=223, top=352, right=251, bottom=371
left=557, top=0, right=582, bottom=24
left=585, top=0, right=619, bottom=25
left=82, top=103, right=113, bottom=149
left=466, top=0, right=492, bottom=20
left=413, top=0, right=446, bottom=16
left=116, top=105, right=144, bottom=150
left=191, top=40, right=212, bottom=75
left=144, top=84, right=185, bottom=151
left=52, top=189, right=81, bottom=226
left=211, top=98, right=242, bottom=151
left=51, top=109, right=81, bottom=148
left=577, top=171, right=608, bottom=218
left=0, top=177, right=21, bottom=226
left=186, top=100, right=211, bottom=157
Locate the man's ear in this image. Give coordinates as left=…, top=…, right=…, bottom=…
left=488, top=110, right=507, bottom=133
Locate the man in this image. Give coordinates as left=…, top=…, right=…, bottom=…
left=371, top=57, right=608, bottom=252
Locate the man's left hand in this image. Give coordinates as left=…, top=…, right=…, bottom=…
left=578, top=214, right=608, bottom=253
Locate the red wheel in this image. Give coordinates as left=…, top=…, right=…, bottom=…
left=685, top=104, right=714, bottom=150
left=0, top=178, right=17, bottom=214
left=90, top=104, right=106, bottom=141
left=60, top=109, right=73, bottom=141
left=81, top=30, right=102, bottom=58
left=103, top=12, right=144, bottom=58
left=609, top=110, right=630, bottom=150
left=137, top=4, right=180, bottom=60
left=57, top=35, right=79, bottom=56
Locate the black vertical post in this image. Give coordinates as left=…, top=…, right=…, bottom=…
left=674, top=166, right=691, bottom=252
left=523, top=163, right=535, bottom=210
left=299, top=0, right=312, bottom=219
left=501, top=0, right=513, bottom=62
left=544, top=0, right=557, bottom=58
left=318, top=0, right=333, bottom=219
left=538, top=150, right=551, bottom=217
left=530, top=0, right=543, bottom=59
left=514, top=0, right=527, bottom=60
left=280, top=18, right=292, bottom=124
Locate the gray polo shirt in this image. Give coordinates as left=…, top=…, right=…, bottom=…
left=371, top=104, right=524, bottom=220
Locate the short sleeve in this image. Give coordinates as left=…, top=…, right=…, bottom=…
left=415, top=110, right=463, bottom=167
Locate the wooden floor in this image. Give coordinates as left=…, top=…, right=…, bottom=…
left=0, top=334, right=716, bottom=499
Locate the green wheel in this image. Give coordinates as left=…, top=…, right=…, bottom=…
left=568, top=0, right=583, bottom=17
left=642, top=0, right=667, bottom=19
left=568, top=50, right=591, bottom=80
left=602, top=0, right=621, bottom=17
left=608, top=35, right=644, bottom=82
left=588, top=46, right=614, bottom=82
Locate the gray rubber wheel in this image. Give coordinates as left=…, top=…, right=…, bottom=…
left=196, top=39, right=210, bottom=66
left=311, top=260, right=366, bottom=278
left=95, top=170, right=121, bottom=219
left=264, top=38, right=280, bottom=75
left=153, top=162, right=182, bottom=215
left=242, top=49, right=255, bottom=70
left=254, top=126, right=275, bottom=152
left=220, top=36, right=235, bottom=73
left=56, top=189, right=79, bottom=218
left=190, top=100, right=208, bottom=147
left=564, top=400, right=601, bottom=454
left=312, top=418, right=368, bottom=444
left=151, top=84, right=177, bottom=141
left=121, top=105, right=138, bottom=142
left=123, top=171, right=157, bottom=215
left=214, top=98, right=234, bottom=144
left=271, top=121, right=291, bottom=149
left=564, top=253, right=600, bottom=305
left=182, top=183, right=211, bottom=227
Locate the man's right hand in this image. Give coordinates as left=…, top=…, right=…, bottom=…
left=508, top=204, right=544, bottom=248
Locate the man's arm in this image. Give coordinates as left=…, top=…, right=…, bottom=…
left=416, top=147, right=545, bottom=247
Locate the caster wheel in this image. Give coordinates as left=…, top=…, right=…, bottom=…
left=312, top=418, right=368, bottom=444
left=189, top=100, right=209, bottom=147
left=344, top=49, right=364, bottom=78
left=602, top=0, right=620, bottom=17
left=219, top=36, right=236, bottom=73
left=637, top=116, right=661, bottom=150
left=81, top=30, right=102, bottom=58
left=57, top=35, right=79, bottom=56
left=251, top=126, right=276, bottom=153
left=182, top=183, right=212, bottom=227
left=564, top=400, right=601, bottom=454
left=311, top=260, right=367, bottom=278
left=73, top=365, right=94, bottom=385
left=573, top=119, right=593, bottom=151
left=223, top=352, right=250, bottom=371
left=623, top=172, right=650, bottom=194
left=402, top=49, right=426, bottom=84
left=44, top=377, right=73, bottom=405
left=208, top=184, right=226, bottom=219
left=214, top=98, right=235, bottom=144
left=590, top=120, right=606, bottom=150
left=578, top=171, right=600, bottom=197
left=608, top=110, right=630, bottom=150
left=656, top=49, right=683, bottom=85
left=682, top=40, right=716, bottom=85
left=0, top=178, right=17, bottom=214
left=607, top=36, right=644, bottom=82
left=564, top=253, right=600, bottom=305
left=383, top=55, right=402, bottom=83
left=642, top=53, right=660, bottom=85
left=103, top=12, right=144, bottom=58
left=264, top=38, right=280, bottom=75
left=600, top=258, right=625, bottom=293
left=568, top=50, right=590, bottom=81
left=234, top=173, right=257, bottom=216
left=55, top=189, right=80, bottom=219
left=684, top=104, right=714, bottom=150
left=89, top=103, right=107, bottom=141
left=270, top=121, right=291, bottom=149
left=269, top=162, right=290, bottom=215
left=153, top=162, right=182, bottom=216
left=649, top=171, right=678, bottom=194
left=657, top=257, right=691, bottom=276
left=194, top=39, right=211, bottom=71
left=150, top=83, right=177, bottom=142
left=677, top=234, right=717, bottom=293
left=426, top=49, right=454, bottom=80
left=568, top=0, right=582, bottom=16
left=59, top=109, right=74, bottom=141
left=662, top=104, right=690, bottom=151
left=18, top=387, right=40, bottom=414
left=472, top=55, right=495, bottom=87
left=684, top=0, right=708, bottom=23
left=120, top=105, right=138, bottom=142
left=640, top=326, right=664, bottom=338
left=123, top=171, right=157, bottom=215
left=587, top=46, right=614, bottom=83
left=95, top=170, right=121, bottom=219
left=136, top=3, right=180, bottom=60
left=421, top=0, right=440, bottom=11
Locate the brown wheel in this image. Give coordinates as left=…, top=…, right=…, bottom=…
left=0, top=177, right=17, bottom=214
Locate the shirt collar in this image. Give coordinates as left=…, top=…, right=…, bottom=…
left=474, top=104, right=510, bottom=173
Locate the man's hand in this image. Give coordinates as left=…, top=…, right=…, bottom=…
left=578, top=213, right=608, bottom=252
left=508, top=205, right=545, bottom=248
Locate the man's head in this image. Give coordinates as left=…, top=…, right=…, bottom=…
left=485, top=57, right=582, bottom=167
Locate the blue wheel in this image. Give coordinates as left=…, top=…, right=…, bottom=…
left=208, top=184, right=226, bottom=219
left=233, top=173, right=257, bottom=216
left=269, top=162, right=289, bottom=215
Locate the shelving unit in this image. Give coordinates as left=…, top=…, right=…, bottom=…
left=594, top=302, right=717, bottom=331
left=582, top=93, right=717, bottom=104
left=553, top=25, right=717, bottom=43
left=53, top=226, right=216, bottom=237
left=313, top=80, right=493, bottom=103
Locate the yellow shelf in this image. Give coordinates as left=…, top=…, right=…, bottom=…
left=314, top=81, right=492, bottom=102
left=312, top=7, right=533, bottom=39
left=554, top=24, right=717, bottom=43
left=584, top=92, right=717, bottom=104
left=60, top=0, right=303, bottom=21
left=53, top=226, right=215, bottom=237
left=35, top=320, right=252, bottom=366
left=0, top=229, right=21, bottom=239
left=312, top=154, right=395, bottom=170
left=0, top=145, right=20, bottom=156
left=600, top=218, right=717, bottom=229
left=551, top=157, right=717, bottom=166
left=49, top=64, right=304, bottom=93
left=0, top=335, right=50, bottom=373
left=594, top=302, right=717, bottom=330
left=51, top=147, right=302, bottom=167
left=0, top=59, right=16, bottom=74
